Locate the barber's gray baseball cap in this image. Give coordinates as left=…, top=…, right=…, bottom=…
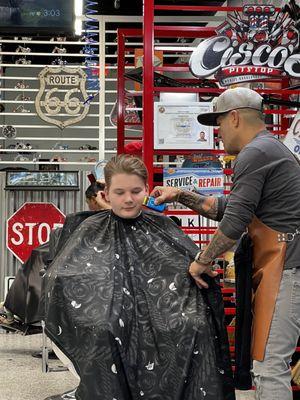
left=197, top=87, right=264, bottom=126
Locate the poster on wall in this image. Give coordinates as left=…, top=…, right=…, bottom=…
left=154, top=102, right=214, bottom=150
left=283, top=110, right=300, bottom=160
left=163, top=168, right=224, bottom=196
left=164, top=169, right=222, bottom=243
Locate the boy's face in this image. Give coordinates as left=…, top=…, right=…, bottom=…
left=105, top=173, right=148, bottom=219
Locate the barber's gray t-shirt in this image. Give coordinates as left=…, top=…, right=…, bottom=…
left=218, top=131, right=300, bottom=269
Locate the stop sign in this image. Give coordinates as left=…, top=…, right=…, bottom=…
left=6, top=202, right=65, bottom=264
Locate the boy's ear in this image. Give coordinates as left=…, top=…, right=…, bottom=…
left=145, top=184, right=149, bottom=195
left=104, top=188, right=109, bottom=202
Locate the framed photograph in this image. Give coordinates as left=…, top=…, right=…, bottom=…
left=154, top=101, right=214, bottom=150
left=5, top=171, right=79, bottom=191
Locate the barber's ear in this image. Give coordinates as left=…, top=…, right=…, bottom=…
left=231, top=110, right=240, bottom=127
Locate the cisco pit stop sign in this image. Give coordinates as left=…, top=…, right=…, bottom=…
left=6, top=202, right=65, bottom=264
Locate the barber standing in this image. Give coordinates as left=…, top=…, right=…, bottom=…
left=151, top=87, right=300, bottom=400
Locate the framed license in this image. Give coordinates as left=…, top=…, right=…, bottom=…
left=5, top=171, right=79, bottom=190
left=154, top=101, right=214, bottom=150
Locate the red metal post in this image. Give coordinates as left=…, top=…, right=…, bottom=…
left=117, top=30, right=126, bottom=155
left=281, top=77, right=291, bottom=136
left=143, top=0, right=155, bottom=190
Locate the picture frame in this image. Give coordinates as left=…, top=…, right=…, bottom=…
left=5, top=171, right=79, bottom=191
left=154, top=101, right=214, bottom=150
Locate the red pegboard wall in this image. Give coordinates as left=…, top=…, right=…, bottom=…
left=116, top=1, right=300, bottom=394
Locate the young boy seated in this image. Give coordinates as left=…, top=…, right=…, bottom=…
left=44, top=155, right=235, bottom=400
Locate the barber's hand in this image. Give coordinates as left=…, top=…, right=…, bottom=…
left=189, top=260, right=218, bottom=289
left=95, top=191, right=111, bottom=210
left=150, top=186, right=181, bottom=205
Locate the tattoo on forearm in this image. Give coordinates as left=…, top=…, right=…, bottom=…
left=179, top=191, right=219, bottom=220
left=201, top=229, right=236, bottom=263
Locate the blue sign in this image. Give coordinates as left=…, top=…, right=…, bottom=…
left=163, top=168, right=224, bottom=196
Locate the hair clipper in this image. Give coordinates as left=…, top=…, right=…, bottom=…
left=143, top=196, right=166, bottom=212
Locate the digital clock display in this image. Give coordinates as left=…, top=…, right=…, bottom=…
left=0, top=0, right=74, bottom=34
left=28, top=9, right=61, bottom=18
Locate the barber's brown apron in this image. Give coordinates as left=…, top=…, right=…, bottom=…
left=248, top=217, right=286, bottom=361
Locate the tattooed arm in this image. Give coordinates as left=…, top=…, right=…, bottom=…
left=150, top=186, right=236, bottom=288
left=150, top=186, right=225, bottom=221
left=178, top=190, right=219, bottom=221
left=200, top=229, right=236, bottom=264
left=189, top=229, right=237, bottom=288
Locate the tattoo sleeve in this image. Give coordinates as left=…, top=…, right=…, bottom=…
left=178, top=190, right=220, bottom=221
left=200, top=229, right=236, bottom=264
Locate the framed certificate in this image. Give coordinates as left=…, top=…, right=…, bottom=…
left=154, top=101, right=214, bottom=150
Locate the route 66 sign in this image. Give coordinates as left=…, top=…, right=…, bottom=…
left=35, top=66, right=90, bottom=129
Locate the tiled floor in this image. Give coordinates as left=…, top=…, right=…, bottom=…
left=0, top=329, right=255, bottom=400
left=0, top=331, right=78, bottom=400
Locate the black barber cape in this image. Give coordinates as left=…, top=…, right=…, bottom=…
left=233, top=234, right=253, bottom=390
left=44, top=210, right=235, bottom=400
left=4, top=228, right=62, bottom=324
left=4, top=242, right=49, bottom=324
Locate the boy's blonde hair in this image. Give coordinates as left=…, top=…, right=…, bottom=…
left=104, top=154, right=148, bottom=188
